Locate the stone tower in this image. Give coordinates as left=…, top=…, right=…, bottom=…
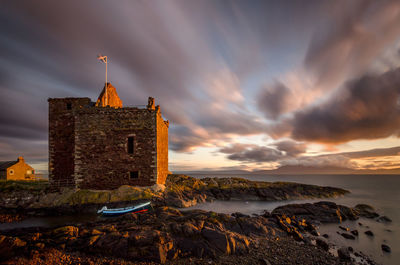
left=48, top=83, right=169, bottom=190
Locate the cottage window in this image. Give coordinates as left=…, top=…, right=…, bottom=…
left=9, top=169, right=14, bottom=175
left=66, top=103, right=72, bottom=110
left=127, top=136, right=135, bottom=154
left=129, top=171, right=139, bottom=179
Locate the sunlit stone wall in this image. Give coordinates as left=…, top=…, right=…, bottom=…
left=48, top=95, right=169, bottom=190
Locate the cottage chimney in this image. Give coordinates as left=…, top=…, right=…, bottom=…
left=17, top=156, right=24, bottom=162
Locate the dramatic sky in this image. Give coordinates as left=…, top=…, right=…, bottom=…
left=1, top=0, right=400, bottom=173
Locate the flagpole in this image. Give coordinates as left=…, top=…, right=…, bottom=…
left=105, top=59, right=108, bottom=106
left=97, top=54, right=108, bottom=107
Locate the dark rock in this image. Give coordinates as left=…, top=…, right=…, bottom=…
left=381, top=244, right=391, bottom=253
left=180, top=222, right=200, bottom=237
left=177, top=238, right=209, bottom=258
left=231, top=212, right=249, bottom=218
left=157, top=242, right=175, bottom=264
left=338, top=247, right=351, bottom=261
left=0, top=235, right=27, bottom=261
left=316, top=238, right=329, bottom=251
left=259, top=258, right=272, bottom=265
left=354, top=204, right=374, bottom=212
left=377, top=216, right=392, bottom=223
left=94, top=232, right=128, bottom=257
left=305, top=222, right=318, bottom=234
left=337, top=205, right=359, bottom=221
left=354, top=204, right=379, bottom=218
left=201, top=228, right=230, bottom=254
left=272, top=201, right=358, bottom=224
left=358, top=222, right=362, bottom=226
left=364, top=230, right=374, bottom=237
left=322, top=234, right=329, bottom=238
left=52, top=226, right=79, bottom=238
left=339, top=226, right=349, bottom=231
left=348, top=246, right=353, bottom=252
left=275, top=215, right=304, bottom=241
left=236, top=217, right=270, bottom=237
left=129, top=230, right=155, bottom=246
left=230, top=234, right=250, bottom=254
left=341, top=233, right=355, bottom=240
left=350, top=230, right=358, bottom=236
left=261, top=211, right=271, bottom=218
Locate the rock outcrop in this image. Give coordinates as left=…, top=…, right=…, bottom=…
left=271, top=201, right=358, bottom=224
left=155, top=175, right=349, bottom=208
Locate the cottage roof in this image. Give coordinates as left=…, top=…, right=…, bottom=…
left=0, top=160, right=18, bottom=171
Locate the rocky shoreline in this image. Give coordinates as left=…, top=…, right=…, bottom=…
left=0, top=175, right=349, bottom=217
left=0, top=201, right=387, bottom=264
left=156, top=175, right=349, bottom=208
left=0, top=175, right=389, bottom=264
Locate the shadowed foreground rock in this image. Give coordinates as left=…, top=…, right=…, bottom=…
left=1, top=201, right=376, bottom=265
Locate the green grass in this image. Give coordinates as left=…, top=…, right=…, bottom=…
left=0, top=180, right=49, bottom=192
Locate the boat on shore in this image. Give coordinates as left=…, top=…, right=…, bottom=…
left=97, top=201, right=152, bottom=217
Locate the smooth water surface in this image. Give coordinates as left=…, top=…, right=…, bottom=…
left=1, top=174, right=398, bottom=264
left=186, top=174, right=400, bottom=265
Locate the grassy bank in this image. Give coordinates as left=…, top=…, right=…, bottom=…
left=0, top=180, right=49, bottom=193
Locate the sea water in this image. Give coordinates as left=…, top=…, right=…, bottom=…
left=1, top=174, right=398, bottom=264
left=185, top=174, right=400, bottom=265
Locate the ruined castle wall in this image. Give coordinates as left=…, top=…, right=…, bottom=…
left=48, top=98, right=91, bottom=188
left=74, top=107, right=157, bottom=189
left=156, top=112, right=169, bottom=185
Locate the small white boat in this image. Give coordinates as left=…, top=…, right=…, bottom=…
left=97, top=201, right=151, bottom=216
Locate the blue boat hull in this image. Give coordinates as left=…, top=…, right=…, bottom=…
left=98, top=202, right=152, bottom=217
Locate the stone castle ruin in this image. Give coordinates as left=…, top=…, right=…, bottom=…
left=48, top=83, right=169, bottom=190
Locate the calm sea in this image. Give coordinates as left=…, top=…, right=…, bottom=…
left=186, top=174, right=400, bottom=265
left=1, top=174, right=398, bottom=264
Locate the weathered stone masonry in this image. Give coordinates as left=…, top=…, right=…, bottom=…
left=48, top=83, right=169, bottom=190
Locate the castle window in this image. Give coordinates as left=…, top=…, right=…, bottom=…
left=127, top=136, right=135, bottom=154
left=66, top=103, right=72, bottom=110
left=129, top=171, right=139, bottom=179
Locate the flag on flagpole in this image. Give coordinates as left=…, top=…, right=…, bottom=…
left=97, top=54, right=107, bottom=63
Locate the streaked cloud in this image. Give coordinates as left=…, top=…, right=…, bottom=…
left=1, top=0, right=399, bottom=172
left=291, top=68, right=400, bottom=143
